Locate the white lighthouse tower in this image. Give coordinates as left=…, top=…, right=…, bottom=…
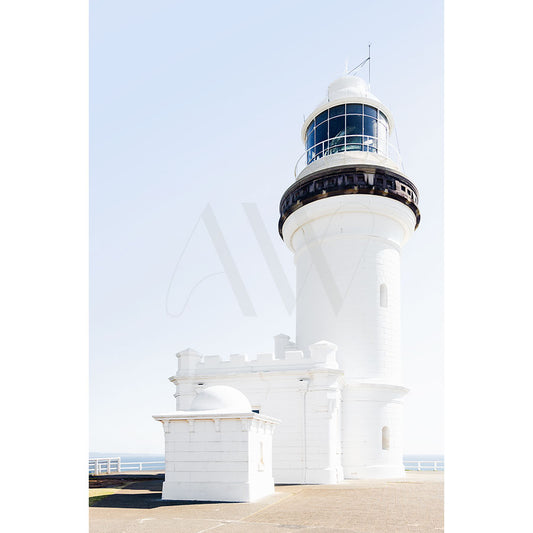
left=278, top=75, right=420, bottom=478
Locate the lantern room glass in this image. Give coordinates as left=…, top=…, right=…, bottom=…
left=305, top=104, right=389, bottom=164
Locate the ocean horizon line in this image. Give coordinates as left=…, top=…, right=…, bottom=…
left=89, top=452, right=445, bottom=459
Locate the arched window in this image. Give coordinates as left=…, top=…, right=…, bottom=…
left=382, top=426, right=390, bottom=450
left=380, top=283, right=388, bottom=308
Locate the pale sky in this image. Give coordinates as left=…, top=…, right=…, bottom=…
left=90, top=0, right=443, bottom=454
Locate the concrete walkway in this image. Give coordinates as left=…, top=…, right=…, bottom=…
left=89, top=471, right=443, bottom=532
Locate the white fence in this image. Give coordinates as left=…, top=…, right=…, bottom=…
left=89, top=457, right=164, bottom=475
left=403, top=460, right=444, bottom=471
left=89, top=457, right=443, bottom=475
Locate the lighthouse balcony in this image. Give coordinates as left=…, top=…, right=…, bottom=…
left=295, top=136, right=402, bottom=178
left=294, top=139, right=402, bottom=179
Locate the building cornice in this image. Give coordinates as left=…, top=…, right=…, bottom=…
left=279, top=164, right=420, bottom=237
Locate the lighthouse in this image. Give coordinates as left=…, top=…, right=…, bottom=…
left=278, top=75, right=420, bottom=478
left=162, top=73, right=420, bottom=483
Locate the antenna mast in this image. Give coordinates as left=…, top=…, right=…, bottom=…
left=368, top=42, right=372, bottom=88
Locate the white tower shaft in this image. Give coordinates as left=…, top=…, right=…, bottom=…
left=279, top=75, right=420, bottom=478
left=282, top=193, right=414, bottom=478
left=284, top=194, right=415, bottom=383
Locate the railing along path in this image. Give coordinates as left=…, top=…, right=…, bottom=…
left=89, top=457, right=164, bottom=474
left=403, top=460, right=444, bottom=471
left=89, top=457, right=443, bottom=474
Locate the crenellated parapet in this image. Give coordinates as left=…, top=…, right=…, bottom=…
left=171, top=337, right=339, bottom=381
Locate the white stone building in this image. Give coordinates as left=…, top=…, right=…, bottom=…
left=165, top=75, right=420, bottom=483
left=154, top=386, right=279, bottom=502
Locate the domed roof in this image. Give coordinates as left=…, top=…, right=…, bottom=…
left=190, top=385, right=252, bottom=413
left=301, top=75, right=394, bottom=143
left=327, top=75, right=381, bottom=103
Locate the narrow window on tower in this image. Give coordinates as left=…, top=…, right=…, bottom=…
left=380, top=283, right=388, bottom=308
left=382, top=426, right=390, bottom=450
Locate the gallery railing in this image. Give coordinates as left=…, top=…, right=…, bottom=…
left=294, top=136, right=403, bottom=177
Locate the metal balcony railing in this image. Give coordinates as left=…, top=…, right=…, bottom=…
left=294, top=136, right=403, bottom=178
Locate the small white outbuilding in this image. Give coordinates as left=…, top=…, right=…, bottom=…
left=153, top=385, right=279, bottom=502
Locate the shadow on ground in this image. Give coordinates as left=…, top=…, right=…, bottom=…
left=91, top=480, right=230, bottom=509
left=89, top=474, right=164, bottom=488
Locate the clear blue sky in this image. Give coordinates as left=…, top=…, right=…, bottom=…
left=90, top=0, right=443, bottom=454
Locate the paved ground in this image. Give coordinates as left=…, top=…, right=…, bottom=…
left=89, top=471, right=443, bottom=532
